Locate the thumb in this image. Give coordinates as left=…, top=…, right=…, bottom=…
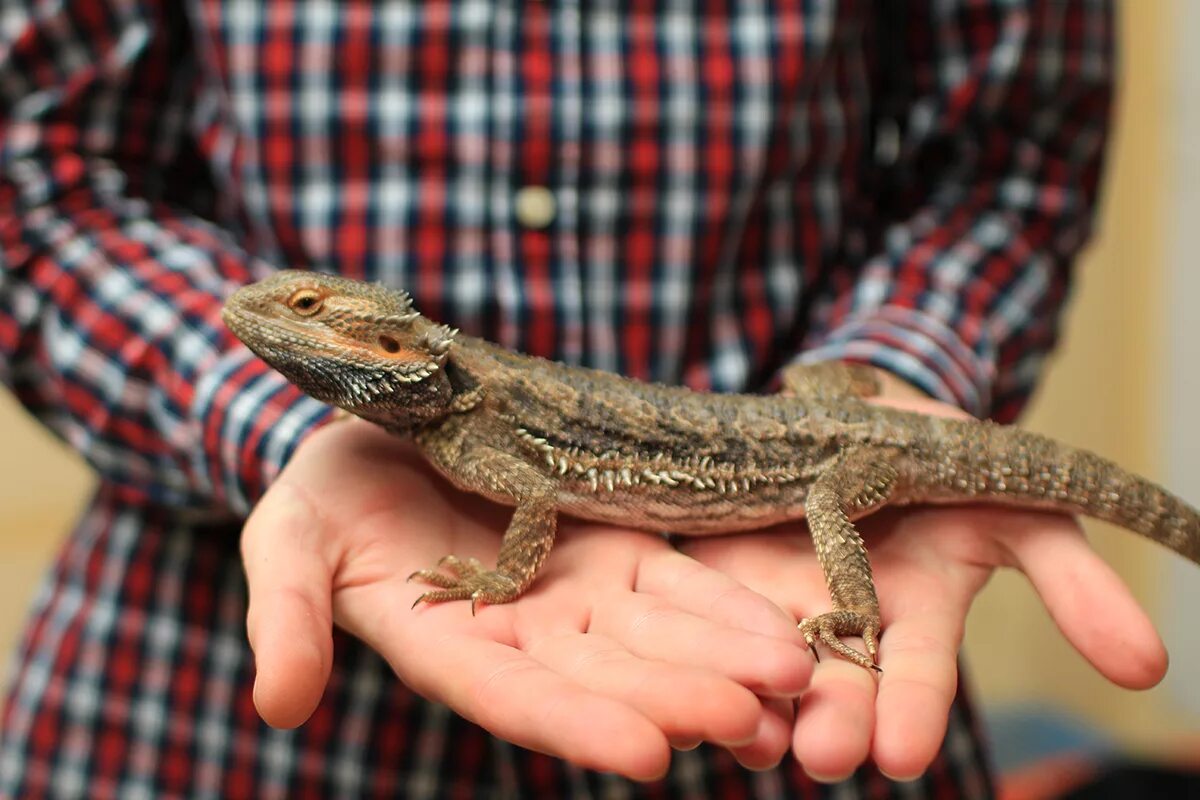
left=241, top=480, right=337, bottom=728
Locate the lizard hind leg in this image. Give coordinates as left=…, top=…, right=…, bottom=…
left=798, top=448, right=902, bottom=672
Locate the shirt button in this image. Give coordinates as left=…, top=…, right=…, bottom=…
left=514, top=185, right=557, bottom=229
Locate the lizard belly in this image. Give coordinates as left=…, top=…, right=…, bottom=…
left=554, top=482, right=811, bottom=535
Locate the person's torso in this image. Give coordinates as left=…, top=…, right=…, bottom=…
left=185, top=1, right=888, bottom=390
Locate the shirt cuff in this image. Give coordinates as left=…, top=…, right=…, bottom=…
left=193, top=345, right=335, bottom=516
left=800, top=306, right=996, bottom=417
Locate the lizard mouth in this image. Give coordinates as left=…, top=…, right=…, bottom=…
left=221, top=303, right=330, bottom=361
left=221, top=303, right=254, bottom=339
left=222, top=301, right=441, bottom=384
left=221, top=304, right=267, bottom=350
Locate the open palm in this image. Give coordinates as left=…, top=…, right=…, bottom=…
left=680, top=393, right=1169, bottom=782
left=241, top=418, right=814, bottom=781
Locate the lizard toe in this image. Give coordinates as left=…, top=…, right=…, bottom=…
left=410, top=561, right=521, bottom=613
left=798, top=611, right=883, bottom=673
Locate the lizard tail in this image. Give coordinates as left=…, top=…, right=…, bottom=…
left=923, top=419, right=1200, bottom=565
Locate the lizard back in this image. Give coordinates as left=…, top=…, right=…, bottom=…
left=435, top=337, right=918, bottom=533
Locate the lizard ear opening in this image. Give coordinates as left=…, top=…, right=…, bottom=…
left=378, top=334, right=402, bottom=354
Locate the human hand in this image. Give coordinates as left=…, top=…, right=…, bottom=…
left=678, top=378, right=1168, bottom=781
left=240, top=418, right=813, bottom=781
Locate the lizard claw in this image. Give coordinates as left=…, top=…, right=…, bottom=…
left=407, top=554, right=521, bottom=611
left=798, top=610, right=883, bottom=674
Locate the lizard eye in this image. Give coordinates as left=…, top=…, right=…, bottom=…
left=287, top=289, right=323, bottom=316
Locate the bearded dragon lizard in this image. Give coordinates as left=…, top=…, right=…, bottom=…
left=223, top=271, right=1200, bottom=671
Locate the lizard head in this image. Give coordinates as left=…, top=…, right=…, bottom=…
left=223, top=270, right=459, bottom=428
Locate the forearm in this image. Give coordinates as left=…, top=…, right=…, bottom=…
left=0, top=0, right=329, bottom=513
left=801, top=0, right=1114, bottom=421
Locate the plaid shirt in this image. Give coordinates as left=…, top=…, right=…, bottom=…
left=0, top=0, right=1111, bottom=797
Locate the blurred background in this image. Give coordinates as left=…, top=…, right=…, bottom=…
left=2, top=0, right=1197, bottom=793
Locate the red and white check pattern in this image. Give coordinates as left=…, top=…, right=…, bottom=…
left=1, top=0, right=1112, bottom=796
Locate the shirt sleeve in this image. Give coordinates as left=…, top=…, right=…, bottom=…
left=800, top=0, right=1114, bottom=422
left=0, top=0, right=332, bottom=515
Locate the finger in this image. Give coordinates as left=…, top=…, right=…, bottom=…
left=588, top=589, right=812, bottom=697
left=726, top=696, right=795, bottom=771
left=635, top=548, right=808, bottom=642
left=241, top=481, right=337, bottom=729
left=870, top=589, right=967, bottom=779
left=337, top=577, right=672, bottom=781
left=1004, top=515, right=1168, bottom=688
left=379, top=626, right=670, bottom=780
left=526, top=631, right=765, bottom=747
left=792, top=653, right=878, bottom=782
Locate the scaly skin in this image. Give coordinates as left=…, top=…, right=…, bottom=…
left=224, top=271, right=1200, bottom=671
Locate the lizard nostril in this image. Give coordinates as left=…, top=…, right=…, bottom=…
left=378, top=335, right=401, bottom=354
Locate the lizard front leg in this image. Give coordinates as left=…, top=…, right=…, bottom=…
left=799, top=448, right=902, bottom=671
left=409, top=448, right=558, bottom=613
